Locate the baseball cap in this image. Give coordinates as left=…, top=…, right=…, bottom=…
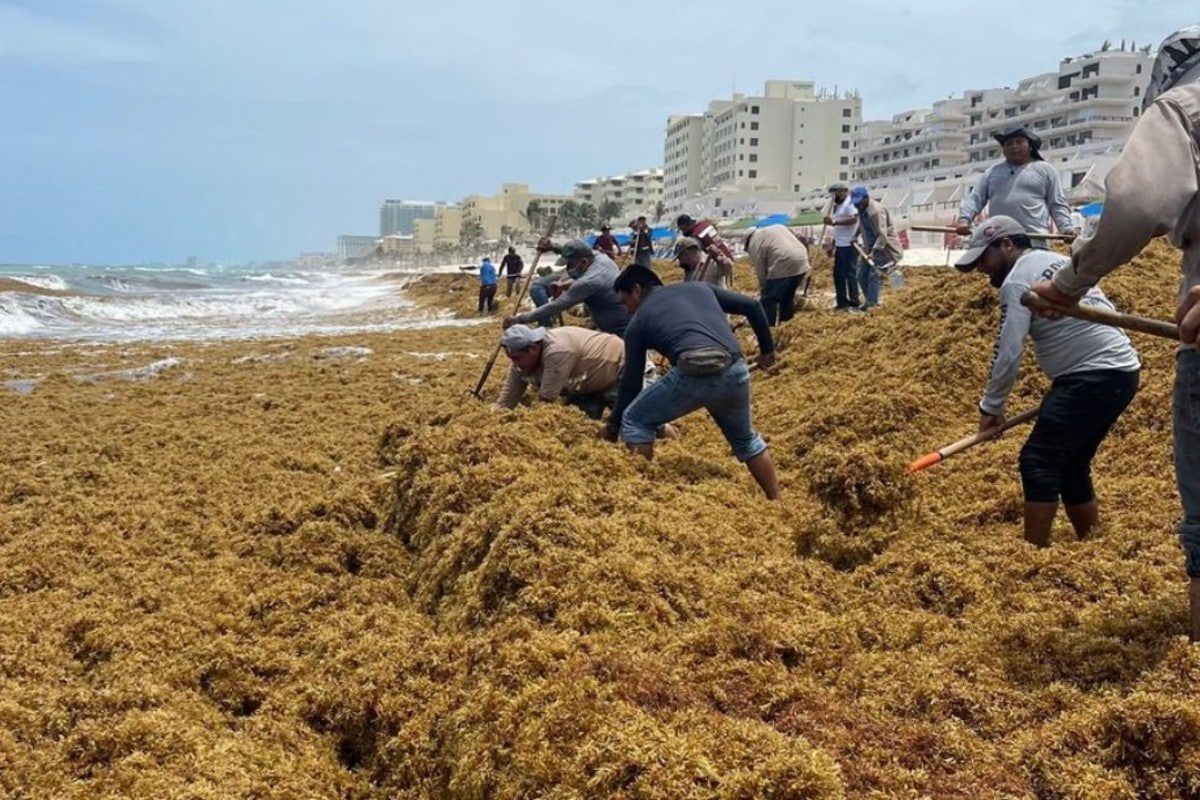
left=850, top=185, right=869, bottom=202
left=828, top=182, right=849, bottom=192
left=674, top=237, right=702, bottom=259
left=500, top=324, right=547, bottom=351
left=555, top=239, right=592, bottom=266
left=954, top=216, right=1028, bottom=271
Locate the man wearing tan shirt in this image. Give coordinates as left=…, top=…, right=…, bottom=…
left=1030, top=24, right=1200, bottom=641
left=743, top=224, right=810, bottom=325
left=493, top=324, right=626, bottom=419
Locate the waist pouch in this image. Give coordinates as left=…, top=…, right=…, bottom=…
left=677, top=347, right=734, bottom=377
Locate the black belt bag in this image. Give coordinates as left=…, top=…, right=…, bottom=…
left=677, top=347, right=734, bottom=377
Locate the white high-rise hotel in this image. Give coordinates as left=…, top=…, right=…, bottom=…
left=854, top=46, right=1151, bottom=187
left=663, top=80, right=862, bottom=215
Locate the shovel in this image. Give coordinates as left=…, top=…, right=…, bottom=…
left=852, top=242, right=903, bottom=289
left=908, top=407, right=1039, bottom=473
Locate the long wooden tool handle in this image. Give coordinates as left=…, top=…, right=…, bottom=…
left=1020, top=291, right=1179, bottom=341
left=907, top=407, right=1039, bottom=474
left=910, top=224, right=1071, bottom=241
left=470, top=216, right=558, bottom=399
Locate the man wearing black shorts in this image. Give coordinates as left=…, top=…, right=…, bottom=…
left=955, top=216, right=1140, bottom=547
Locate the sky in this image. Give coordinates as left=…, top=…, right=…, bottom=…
left=0, top=0, right=1194, bottom=265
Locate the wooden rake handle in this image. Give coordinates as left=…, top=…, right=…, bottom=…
left=470, top=216, right=558, bottom=399
left=907, top=407, right=1039, bottom=474
left=910, top=224, right=1072, bottom=241
left=1019, top=291, right=1179, bottom=341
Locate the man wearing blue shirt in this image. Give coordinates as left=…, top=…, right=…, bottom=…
left=478, top=257, right=499, bottom=314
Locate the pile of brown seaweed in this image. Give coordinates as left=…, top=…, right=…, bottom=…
left=1, top=241, right=1196, bottom=798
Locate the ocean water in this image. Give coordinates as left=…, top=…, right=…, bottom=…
left=0, top=262, right=478, bottom=342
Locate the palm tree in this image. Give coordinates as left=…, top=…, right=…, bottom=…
left=577, top=203, right=599, bottom=235
left=459, top=217, right=485, bottom=252
left=597, top=200, right=622, bottom=226
left=522, top=200, right=543, bottom=233
left=558, top=200, right=581, bottom=236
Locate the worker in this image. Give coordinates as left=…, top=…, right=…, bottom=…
left=594, top=225, right=623, bottom=260
left=505, top=239, right=631, bottom=336
left=823, top=182, right=861, bottom=312
left=955, top=121, right=1079, bottom=244
left=956, top=215, right=1140, bottom=548
left=603, top=264, right=781, bottom=500
left=1030, top=24, right=1200, bottom=640
left=851, top=186, right=903, bottom=310
left=676, top=214, right=735, bottom=262
left=631, top=217, right=655, bottom=268
left=743, top=224, right=810, bottom=325
left=500, top=246, right=524, bottom=297
left=478, top=256, right=498, bottom=314
left=673, top=236, right=730, bottom=285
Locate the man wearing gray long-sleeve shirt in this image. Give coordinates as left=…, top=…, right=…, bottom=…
left=956, top=216, right=1139, bottom=548
left=956, top=122, right=1078, bottom=246
left=505, top=239, right=631, bottom=337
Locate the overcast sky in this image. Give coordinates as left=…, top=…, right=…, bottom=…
left=0, top=0, right=1193, bottom=264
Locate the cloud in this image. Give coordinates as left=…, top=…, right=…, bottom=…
left=0, top=3, right=158, bottom=65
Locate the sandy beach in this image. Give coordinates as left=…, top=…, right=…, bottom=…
left=2, top=249, right=1198, bottom=798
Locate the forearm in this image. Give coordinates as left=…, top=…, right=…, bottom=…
left=494, top=367, right=526, bottom=409
left=715, top=287, right=774, bottom=353
left=958, top=185, right=985, bottom=222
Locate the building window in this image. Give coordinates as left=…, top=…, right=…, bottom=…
left=749, top=154, right=757, bottom=162
left=750, top=138, right=758, bottom=146
left=1136, top=64, right=1143, bottom=74
left=840, top=141, right=850, bottom=149
left=1134, top=86, right=1140, bottom=96
left=840, top=156, right=849, bottom=165
left=750, top=122, right=759, bottom=131
left=740, top=122, right=745, bottom=129
left=751, top=105, right=759, bottom=114
left=842, top=108, right=852, bottom=117
left=739, top=170, right=743, bottom=176
left=841, top=124, right=851, bottom=133
left=839, top=172, right=848, bottom=180
left=794, top=184, right=800, bottom=192
left=748, top=170, right=757, bottom=178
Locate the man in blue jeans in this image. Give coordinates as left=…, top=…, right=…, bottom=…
left=823, top=182, right=861, bottom=312
left=603, top=264, right=780, bottom=499
left=852, top=185, right=903, bottom=310
left=1031, top=24, right=1200, bottom=640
